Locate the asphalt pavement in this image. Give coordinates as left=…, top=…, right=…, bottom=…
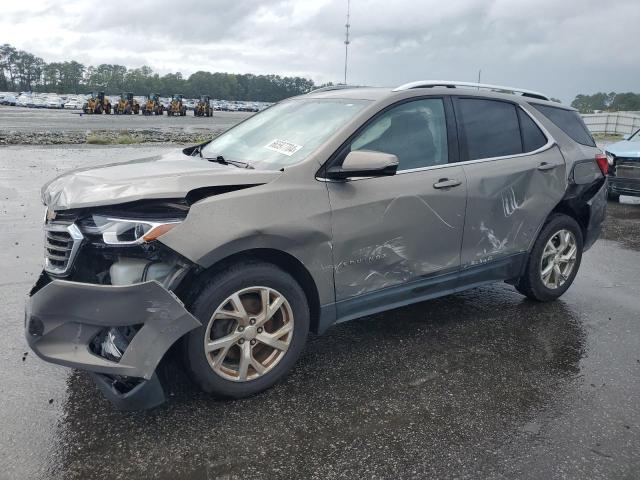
left=0, top=145, right=638, bottom=480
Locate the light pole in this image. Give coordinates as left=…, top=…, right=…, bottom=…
left=344, top=0, right=351, bottom=85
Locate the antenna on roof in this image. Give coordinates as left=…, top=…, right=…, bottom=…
left=343, top=0, right=351, bottom=85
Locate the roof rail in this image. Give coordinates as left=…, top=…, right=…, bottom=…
left=392, top=80, right=550, bottom=101
left=309, top=85, right=364, bottom=94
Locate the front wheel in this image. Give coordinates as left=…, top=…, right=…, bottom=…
left=516, top=214, right=583, bottom=302
left=183, top=262, right=309, bottom=398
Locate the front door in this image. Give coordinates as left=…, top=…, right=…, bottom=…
left=326, top=98, right=467, bottom=307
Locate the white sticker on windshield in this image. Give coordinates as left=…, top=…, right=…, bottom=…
left=264, top=139, right=303, bottom=156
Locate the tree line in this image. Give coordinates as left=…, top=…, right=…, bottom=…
left=571, top=92, right=640, bottom=114
left=0, top=43, right=316, bottom=102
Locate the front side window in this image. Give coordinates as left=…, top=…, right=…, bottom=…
left=201, top=98, right=371, bottom=170
left=349, top=98, right=448, bottom=171
left=457, top=98, right=523, bottom=160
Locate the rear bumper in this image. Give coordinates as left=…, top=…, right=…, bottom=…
left=584, top=181, right=607, bottom=251
left=608, top=176, right=640, bottom=197
left=25, top=278, right=200, bottom=409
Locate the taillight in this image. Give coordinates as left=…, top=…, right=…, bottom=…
left=595, top=153, right=608, bottom=175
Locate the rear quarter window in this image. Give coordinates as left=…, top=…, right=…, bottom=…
left=533, top=104, right=596, bottom=147
left=518, top=109, right=548, bottom=152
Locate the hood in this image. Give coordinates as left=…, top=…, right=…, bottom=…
left=42, top=149, right=281, bottom=210
left=605, top=140, right=640, bottom=159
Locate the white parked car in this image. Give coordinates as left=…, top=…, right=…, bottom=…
left=45, top=96, right=64, bottom=109
left=31, top=97, right=46, bottom=108
left=16, top=95, right=29, bottom=107
left=64, top=99, right=83, bottom=110
left=0, top=93, right=17, bottom=105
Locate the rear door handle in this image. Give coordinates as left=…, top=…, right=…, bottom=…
left=433, top=178, right=462, bottom=189
left=537, top=162, right=557, bottom=171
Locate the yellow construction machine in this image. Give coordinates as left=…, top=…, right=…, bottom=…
left=114, top=92, right=140, bottom=115
left=82, top=92, right=111, bottom=114
left=194, top=95, right=213, bottom=117
left=167, top=94, right=187, bottom=117
left=142, top=93, right=163, bottom=115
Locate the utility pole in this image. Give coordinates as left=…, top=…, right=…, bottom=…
left=344, top=0, right=351, bottom=85
left=477, top=69, right=482, bottom=87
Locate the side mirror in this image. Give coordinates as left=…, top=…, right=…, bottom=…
left=326, top=150, right=399, bottom=180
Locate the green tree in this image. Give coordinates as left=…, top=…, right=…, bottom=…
left=0, top=43, right=317, bottom=101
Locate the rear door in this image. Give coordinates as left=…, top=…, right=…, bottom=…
left=326, top=97, right=467, bottom=303
left=453, top=97, right=566, bottom=270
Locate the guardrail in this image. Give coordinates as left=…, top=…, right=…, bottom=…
left=582, top=112, right=640, bottom=135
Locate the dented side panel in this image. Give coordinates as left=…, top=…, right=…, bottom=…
left=327, top=166, right=467, bottom=301
left=460, top=146, right=566, bottom=268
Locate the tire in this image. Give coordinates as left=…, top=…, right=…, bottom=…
left=183, top=261, right=310, bottom=399
left=608, top=191, right=620, bottom=202
left=516, top=214, right=583, bottom=302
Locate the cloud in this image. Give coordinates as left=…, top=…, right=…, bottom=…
left=2, top=0, right=639, bottom=102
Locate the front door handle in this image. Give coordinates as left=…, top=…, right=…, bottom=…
left=433, top=178, right=462, bottom=189
left=537, top=162, right=557, bottom=171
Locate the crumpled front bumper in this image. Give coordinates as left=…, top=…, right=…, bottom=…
left=25, top=278, right=201, bottom=410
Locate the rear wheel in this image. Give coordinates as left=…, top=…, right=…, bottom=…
left=516, top=214, right=583, bottom=302
left=183, top=262, right=309, bottom=398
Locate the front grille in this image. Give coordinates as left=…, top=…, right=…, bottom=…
left=44, top=222, right=83, bottom=276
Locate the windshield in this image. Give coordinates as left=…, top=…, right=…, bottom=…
left=629, top=129, right=640, bottom=142
left=201, top=98, right=371, bottom=170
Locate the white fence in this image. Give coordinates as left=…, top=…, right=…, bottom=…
left=582, top=112, right=640, bottom=135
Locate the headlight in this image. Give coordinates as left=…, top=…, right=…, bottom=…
left=605, top=152, right=615, bottom=166
left=89, top=215, right=182, bottom=246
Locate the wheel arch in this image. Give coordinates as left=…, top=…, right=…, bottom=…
left=548, top=200, right=589, bottom=240
left=175, top=248, right=322, bottom=334
left=546, top=177, right=606, bottom=244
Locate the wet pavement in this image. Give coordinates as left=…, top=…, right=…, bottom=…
left=1, top=145, right=639, bottom=479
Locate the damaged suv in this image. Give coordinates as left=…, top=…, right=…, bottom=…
left=26, top=81, right=607, bottom=410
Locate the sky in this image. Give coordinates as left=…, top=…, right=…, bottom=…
left=2, top=0, right=639, bottom=103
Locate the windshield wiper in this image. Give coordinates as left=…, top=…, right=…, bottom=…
left=202, top=154, right=254, bottom=169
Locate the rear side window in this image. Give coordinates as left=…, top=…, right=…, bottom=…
left=533, top=104, right=596, bottom=147
left=457, top=98, right=522, bottom=160
left=518, top=109, right=547, bottom=152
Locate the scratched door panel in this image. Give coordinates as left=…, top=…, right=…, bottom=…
left=460, top=147, right=566, bottom=268
left=327, top=166, right=466, bottom=301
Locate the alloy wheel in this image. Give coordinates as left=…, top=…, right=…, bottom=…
left=204, top=286, right=294, bottom=381
left=540, top=229, right=578, bottom=289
